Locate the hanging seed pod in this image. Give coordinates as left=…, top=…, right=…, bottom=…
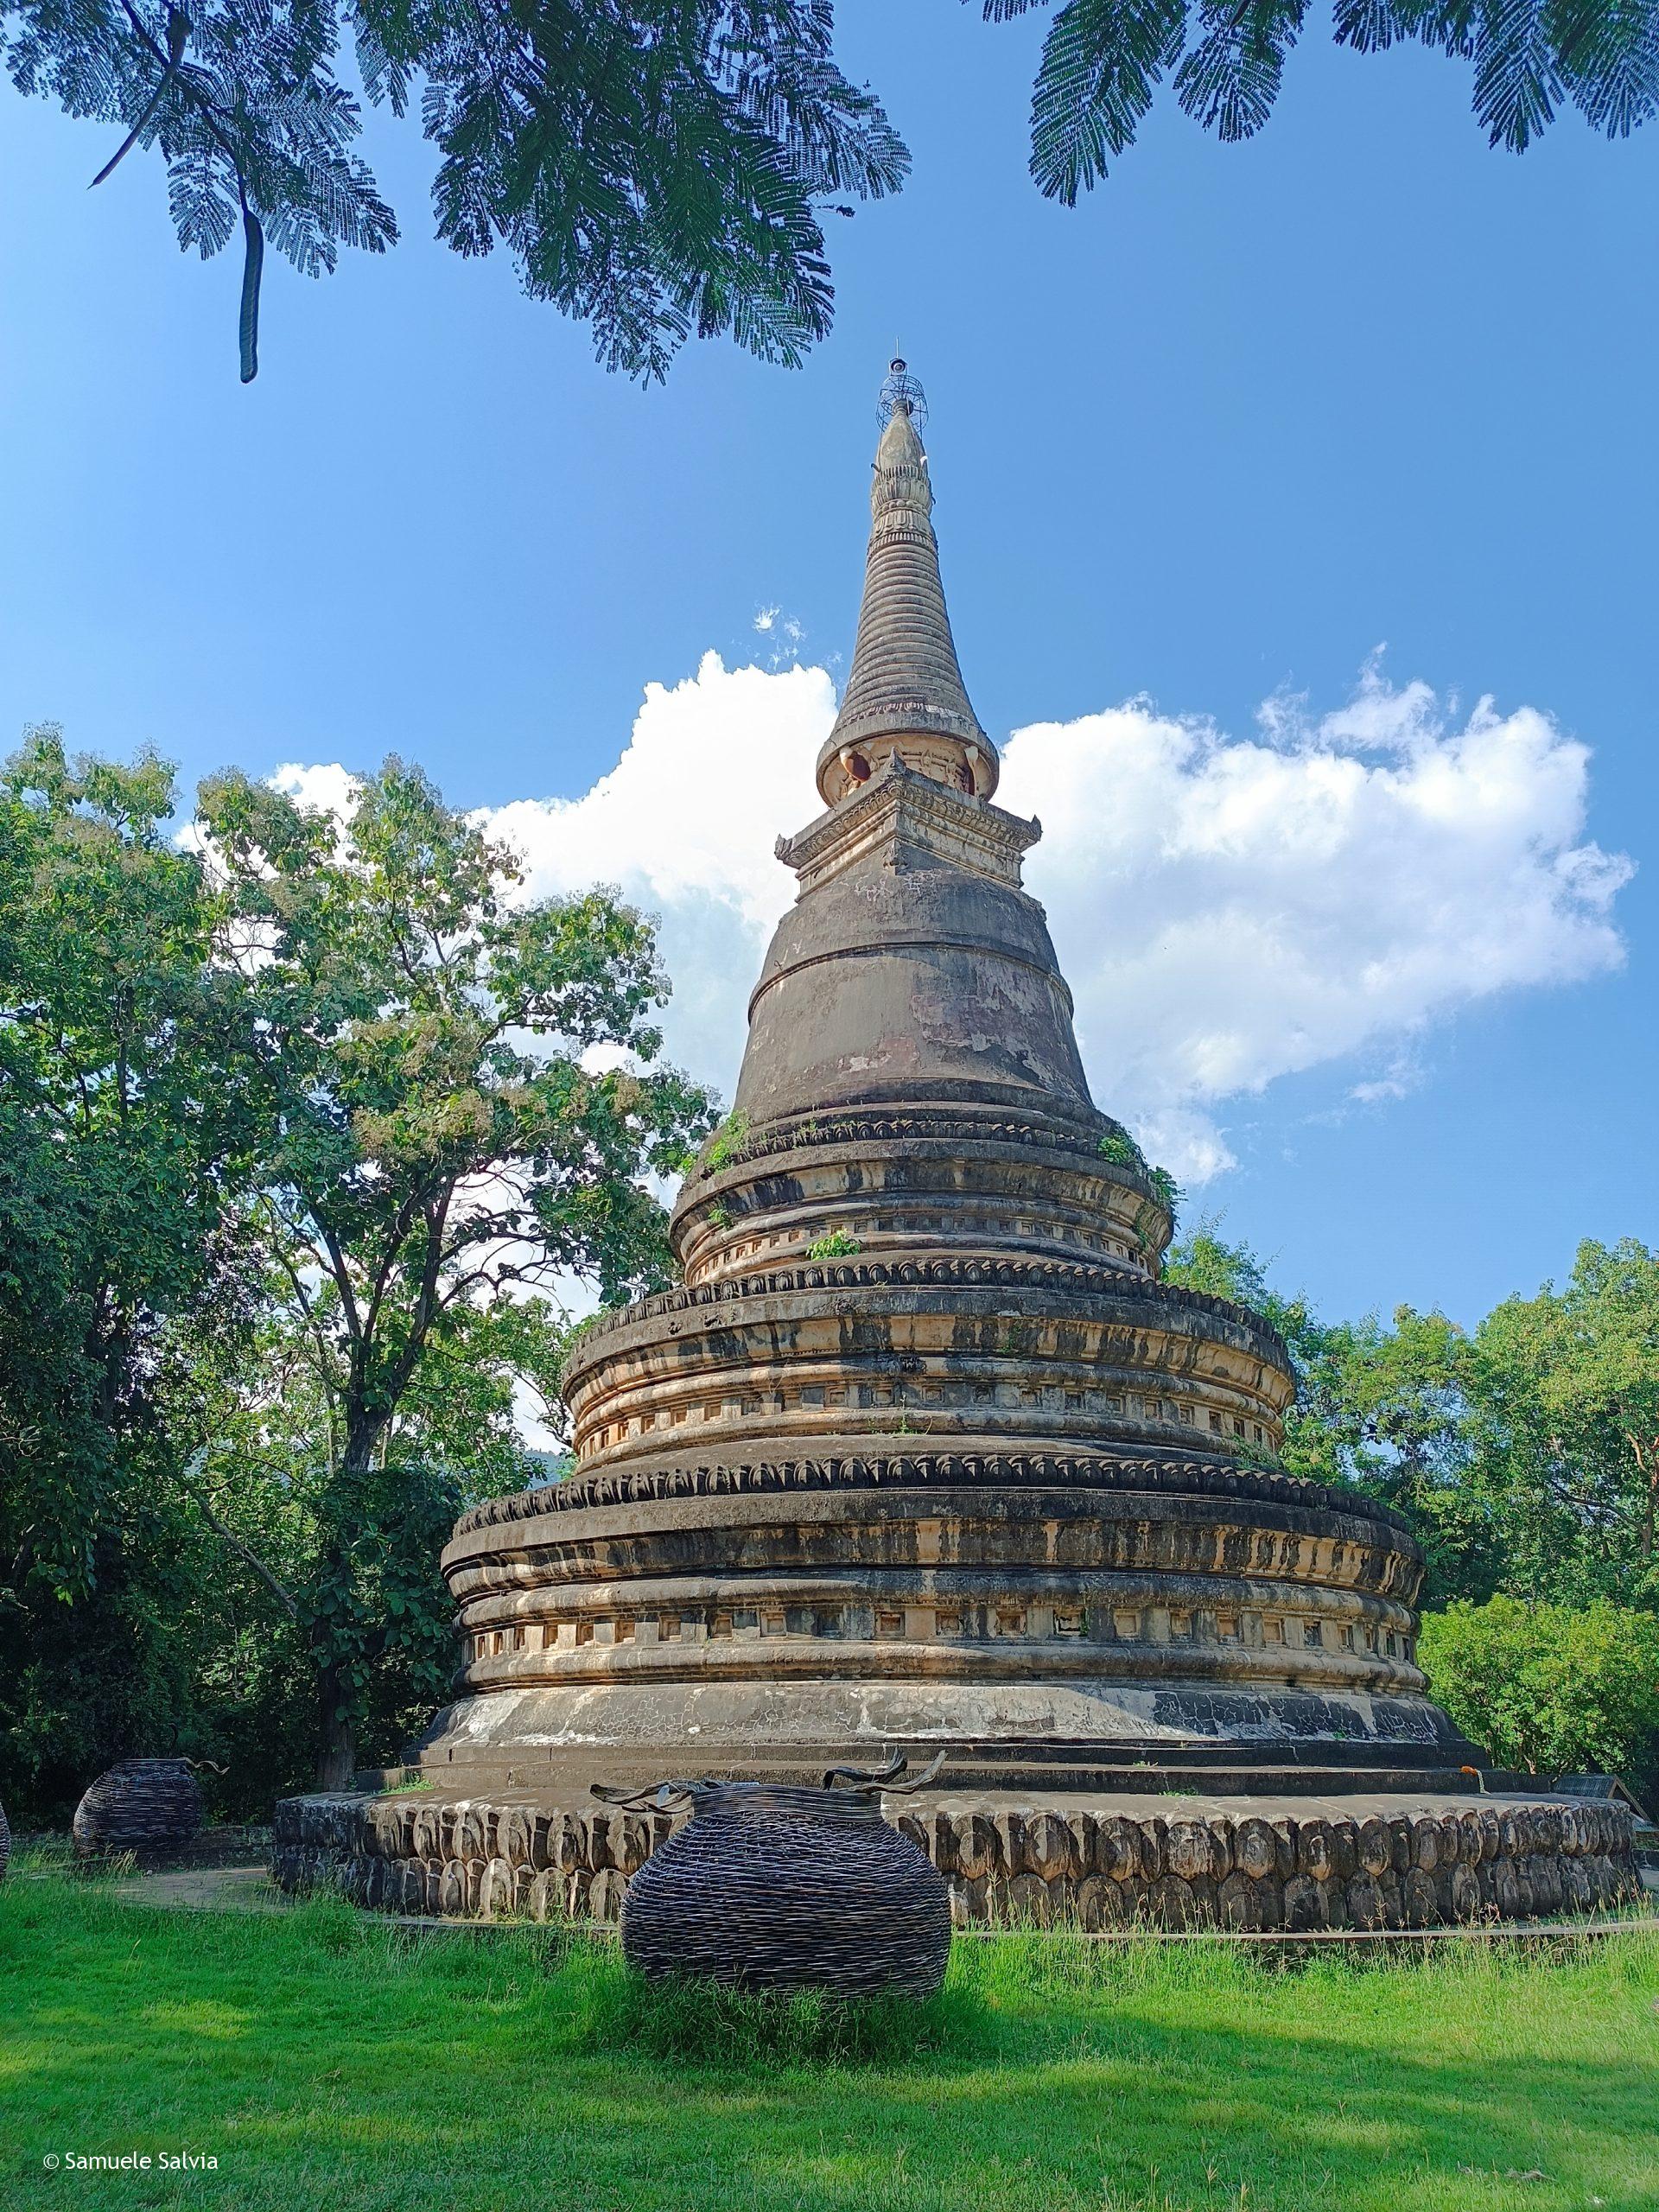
left=238, top=207, right=264, bottom=385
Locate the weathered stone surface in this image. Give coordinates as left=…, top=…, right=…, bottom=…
left=272, top=1787, right=1642, bottom=1932
left=404, top=388, right=1483, bottom=1799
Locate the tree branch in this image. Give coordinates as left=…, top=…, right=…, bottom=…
left=175, top=1446, right=302, bottom=1623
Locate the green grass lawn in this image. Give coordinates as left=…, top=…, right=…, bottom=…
left=3, top=1856, right=1656, bottom=2212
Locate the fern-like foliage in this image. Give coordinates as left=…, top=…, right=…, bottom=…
left=4, top=0, right=396, bottom=377
left=2, top=0, right=906, bottom=378
left=987, top=0, right=1657, bottom=188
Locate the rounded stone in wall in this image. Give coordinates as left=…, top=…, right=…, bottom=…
left=1357, top=1817, right=1391, bottom=1878
left=1094, top=1815, right=1139, bottom=1882
left=1005, top=1872, right=1055, bottom=1923
left=1217, top=1872, right=1262, bottom=1930
left=1234, top=1817, right=1277, bottom=1883
left=1282, top=1874, right=1324, bottom=1930
left=1345, top=1872, right=1383, bottom=1929
left=1149, top=1873, right=1198, bottom=1928
left=1166, top=1821, right=1213, bottom=1883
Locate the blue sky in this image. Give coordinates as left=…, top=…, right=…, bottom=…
left=2, top=3, right=1654, bottom=1331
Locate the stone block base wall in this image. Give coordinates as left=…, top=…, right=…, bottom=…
left=272, top=1789, right=1642, bottom=1934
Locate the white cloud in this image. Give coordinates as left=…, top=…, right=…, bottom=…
left=270, top=760, right=361, bottom=827
left=1001, top=664, right=1630, bottom=1175
left=752, top=604, right=806, bottom=665
left=282, top=652, right=1632, bottom=1187
left=486, top=652, right=836, bottom=1086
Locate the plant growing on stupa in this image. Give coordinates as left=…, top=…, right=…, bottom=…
left=1096, top=1125, right=1180, bottom=1224
left=806, top=1229, right=861, bottom=1260
left=703, top=1110, right=752, bottom=1173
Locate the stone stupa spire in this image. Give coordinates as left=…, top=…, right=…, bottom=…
left=817, top=360, right=998, bottom=806
left=402, top=365, right=1496, bottom=1904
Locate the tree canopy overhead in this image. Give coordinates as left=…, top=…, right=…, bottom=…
left=2, top=0, right=907, bottom=379
left=5, top=0, right=1650, bottom=379
left=989, top=0, right=1659, bottom=201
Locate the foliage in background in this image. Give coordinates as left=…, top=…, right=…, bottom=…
left=186, top=756, right=715, bottom=1786
left=1419, top=1596, right=1659, bottom=1786
left=0, top=731, right=263, bottom=1821
left=1467, top=1237, right=1659, bottom=1607
left=0, top=739, right=713, bottom=1820
left=1166, top=1224, right=1659, bottom=1792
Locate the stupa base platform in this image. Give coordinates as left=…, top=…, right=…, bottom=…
left=271, top=1783, right=1641, bottom=1933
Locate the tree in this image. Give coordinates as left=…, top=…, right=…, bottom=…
left=188, top=757, right=715, bottom=1783
left=10, top=1, right=1649, bottom=384
left=1464, top=1238, right=1659, bottom=1608
left=989, top=0, right=1659, bottom=199
left=0, top=728, right=254, bottom=1605
left=1419, top=1594, right=1659, bottom=1789
left=2, top=0, right=906, bottom=379
left=0, top=729, right=258, bottom=1822
left=1164, top=1224, right=1501, bottom=1600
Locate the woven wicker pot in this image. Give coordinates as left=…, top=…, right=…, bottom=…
left=606, top=1764, right=951, bottom=1996
left=73, top=1758, right=203, bottom=1858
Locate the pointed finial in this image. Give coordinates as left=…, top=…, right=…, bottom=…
left=816, top=360, right=998, bottom=808
left=877, top=356, right=928, bottom=430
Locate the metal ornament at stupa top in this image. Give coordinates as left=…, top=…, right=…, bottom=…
left=423, top=367, right=1474, bottom=1800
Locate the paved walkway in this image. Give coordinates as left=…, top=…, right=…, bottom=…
left=110, top=1863, right=290, bottom=1914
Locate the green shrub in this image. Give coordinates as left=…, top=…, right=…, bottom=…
left=1097, top=1127, right=1179, bottom=1224
left=1418, top=1594, right=1659, bottom=1789
left=704, top=1111, right=751, bottom=1173
left=1096, top=1126, right=1147, bottom=1173
left=806, top=1229, right=861, bottom=1260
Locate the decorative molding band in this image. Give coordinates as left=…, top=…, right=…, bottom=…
left=452, top=1446, right=1419, bottom=1545
left=685, top=1103, right=1117, bottom=1187
left=562, top=1251, right=1289, bottom=1386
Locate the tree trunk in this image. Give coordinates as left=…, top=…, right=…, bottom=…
left=316, top=1657, right=357, bottom=1791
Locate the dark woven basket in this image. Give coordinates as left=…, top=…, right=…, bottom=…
left=73, top=1758, right=204, bottom=1859
left=600, top=1757, right=951, bottom=1996
left=0, top=1794, right=10, bottom=1882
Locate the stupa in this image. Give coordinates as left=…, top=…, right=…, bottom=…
left=275, top=366, right=1639, bottom=1930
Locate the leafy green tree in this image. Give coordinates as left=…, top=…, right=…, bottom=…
left=16, top=0, right=1645, bottom=383
left=1465, top=1238, right=1659, bottom=1608
left=1419, top=1595, right=1659, bottom=1788
left=0, top=729, right=258, bottom=1821
left=1164, top=1224, right=1500, bottom=1599
left=3, top=0, right=906, bottom=378
left=0, top=728, right=253, bottom=1605
left=188, top=757, right=715, bottom=1783
left=988, top=0, right=1659, bottom=199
